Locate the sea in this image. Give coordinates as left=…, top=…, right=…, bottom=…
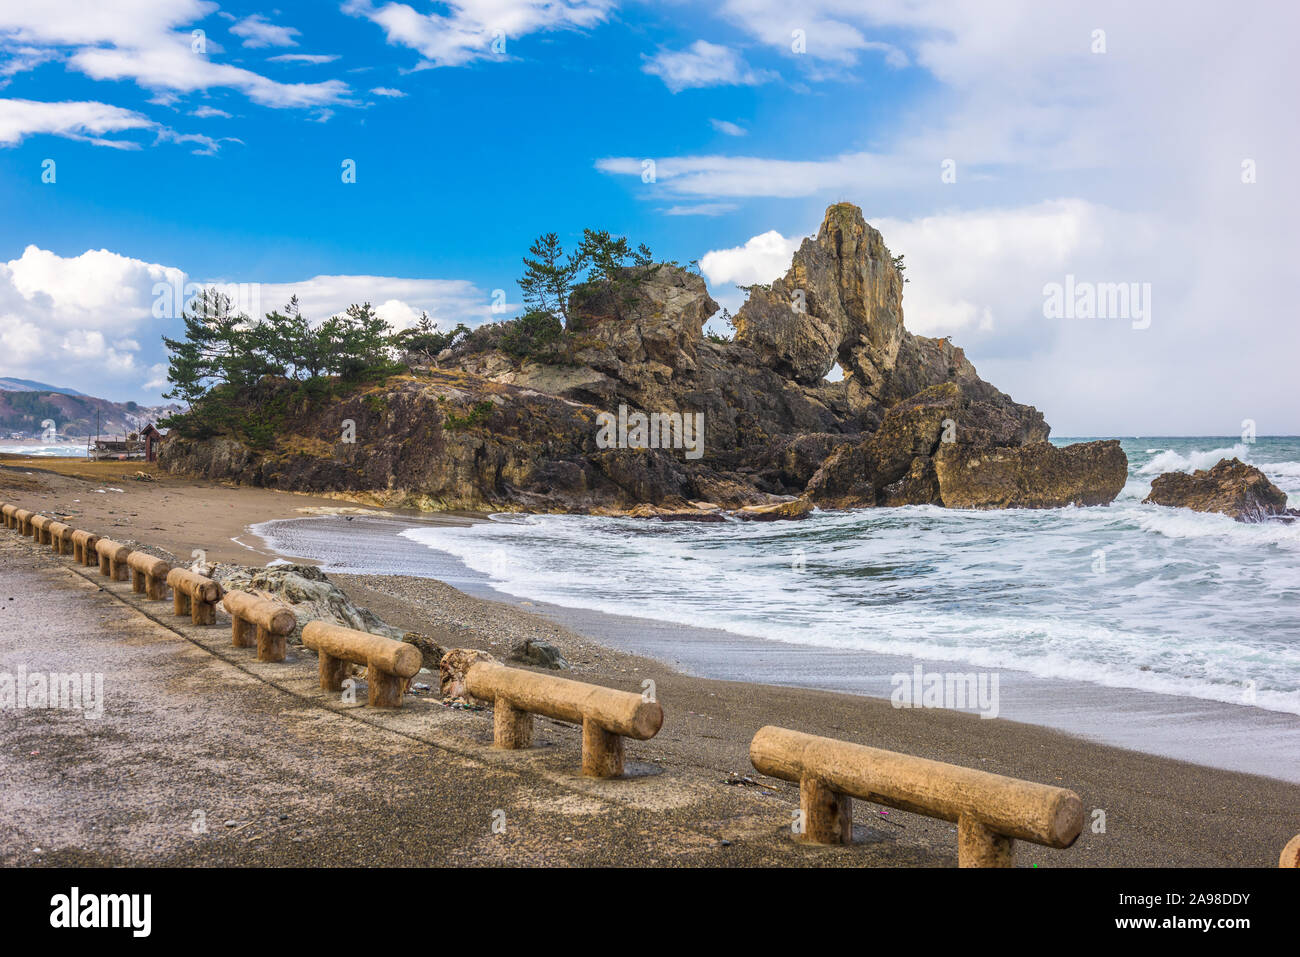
left=0, top=444, right=87, bottom=457
left=252, top=436, right=1300, bottom=779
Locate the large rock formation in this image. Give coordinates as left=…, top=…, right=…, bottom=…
left=161, top=202, right=1124, bottom=515
left=1144, top=458, right=1291, bottom=522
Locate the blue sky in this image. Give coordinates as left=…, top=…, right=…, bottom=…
left=1, top=1, right=1297, bottom=435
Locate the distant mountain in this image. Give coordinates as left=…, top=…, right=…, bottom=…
left=0, top=389, right=181, bottom=439
left=0, top=377, right=87, bottom=396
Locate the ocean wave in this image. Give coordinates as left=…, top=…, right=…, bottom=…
left=1136, top=443, right=1250, bottom=475
left=1134, top=504, right=1300, bottom=548
left=398, top=511, right=1300, bottom=716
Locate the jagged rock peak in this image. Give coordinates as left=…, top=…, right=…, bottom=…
left=733, top=202, right=905, bottom=389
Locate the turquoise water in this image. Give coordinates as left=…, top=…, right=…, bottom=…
left=391, top=437, right=1300, bottom=716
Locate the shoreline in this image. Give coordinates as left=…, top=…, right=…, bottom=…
left=252, top=510, right=1300, bottom=784
left=4, top=457, right=1299, bottom=865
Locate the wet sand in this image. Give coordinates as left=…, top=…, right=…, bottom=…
left=3, top=454, right=1299, bottom=866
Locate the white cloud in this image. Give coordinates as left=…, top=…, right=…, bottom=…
left=342, top=0, right=615, bottom=69
left=369, top=86, right=405, bottom=97
left=250, top=274, right=509, bottom=330
left=709, top=118, right=746, bottom=136
left=662, top=203, right=738, bottom=217
left=0, top=2, right=349, bottom=109
left=700, top=230, right=803, bottom=286
left=0, top=97, right=154, bottom=146
left=155, top=127, right=233, bottom=155
left=143, top=362, right=169, bottom=391
left=189, top=105, right=230, bottom=118
left=597, top=150, right=920, bottom=198
left=229, top=14, right=299, bottom=48
left=643, top=40, right=773, bottom=92
left=0, top=245, right=509, bottom=401
left=0, top=246, right=183, bottom=390
left=70, top=42, right=349, bottom=108
left=0, top=45, right=60, bottom=81
left=267, top=53, right=339, bottom=65
left=710, top=0, right=910, bottom=67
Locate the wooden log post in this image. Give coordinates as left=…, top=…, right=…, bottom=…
left=49, top=522, right=73, bottom=555
left=71, top=530, right=100, bottom=566
left=465, top=661, right=664, bottom=778
left=1, top=504, right=15, bottom=529
left=127, top=551, right=172, bottom=600
left=749, top=726, right=1083, bottom=867
left=95, top=538, right=132, bottom=582
left=29, top=513, right=51, bottom=544
left=165, top=568, right=222, bottom=625
left=1281, top=834, right=1300, bottom=868
left=221, top=590, right=297, bottom=663
left=14, top=509, right=32, bottom=536
left=301, top=621, right=421, bottom=707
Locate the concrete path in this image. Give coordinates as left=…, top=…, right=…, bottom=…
left=0, top=535, right=947, bottom=867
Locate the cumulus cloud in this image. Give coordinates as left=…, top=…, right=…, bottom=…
left=0, top=245, right=511, bottom=401
left=0, top=246, right=182, bottom=392
left=700, top=230, right=803, bottom=287
left=643, top=41, right=774, bottom=92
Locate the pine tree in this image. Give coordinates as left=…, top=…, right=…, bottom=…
left=518, top=233, right=585, bottom=324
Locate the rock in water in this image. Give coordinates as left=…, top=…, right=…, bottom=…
left=734, top=498, right=814, bottom=521
left=1143, top=457, right=1289, bottom=522
left=804, top=382, right=1106, bottom=509
left=509, top=639, right=570, bottom=670
left=933, top=440, right=1128, bottom=509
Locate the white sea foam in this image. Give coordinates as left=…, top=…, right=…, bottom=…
left=397, top=487, right=1300, bottom=717
left=1137, top=443, right=1251, bottom=475
left=259, top=437, right=1300, bottom=721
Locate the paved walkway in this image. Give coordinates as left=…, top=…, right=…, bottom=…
left=0, top=536, right=945, bottom=867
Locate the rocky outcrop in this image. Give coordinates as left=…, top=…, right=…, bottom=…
left=161, top=201, right=1122, bottom=516
left=733, top=203, right=905, bottom=389
left=803, top=381, right=1081, bottom=509
left=1144, top=458, right=1290, bottom=521
left=201, top=562, right=404, bottom=642
left=933, top=440, right=1128, bottom=509
left=731, top=204, right=1049, bottom=438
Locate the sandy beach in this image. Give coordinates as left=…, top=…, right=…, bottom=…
left=3, top=453, right=1298, bottom=867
